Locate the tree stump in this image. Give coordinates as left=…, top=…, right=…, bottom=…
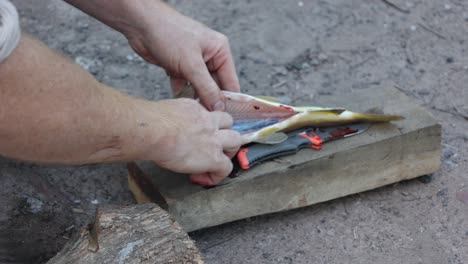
left=47, top=203, right=203, bottom=264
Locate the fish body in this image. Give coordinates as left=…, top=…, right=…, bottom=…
left=222, top=91, right=403, bottom=144
left=175, top=86, right=404, bottom=144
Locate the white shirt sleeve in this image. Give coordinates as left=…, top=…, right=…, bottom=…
left=0, top=0, right=21, bottom=64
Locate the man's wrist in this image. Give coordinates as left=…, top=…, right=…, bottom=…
left=122, top=98, right=172, bottom=162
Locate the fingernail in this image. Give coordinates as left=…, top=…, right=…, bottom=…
left=213, top=101, right=225, bottom=111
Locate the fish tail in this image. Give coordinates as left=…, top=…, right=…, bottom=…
left=352, top=112, right=404, bottom=122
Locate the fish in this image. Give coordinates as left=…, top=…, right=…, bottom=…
left=175, top=85, right=404, bottom=145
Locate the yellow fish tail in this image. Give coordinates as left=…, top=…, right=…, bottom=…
left=352, top=112, right=404, bottom=122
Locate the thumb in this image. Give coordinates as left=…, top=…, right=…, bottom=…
left=184, top=56, right=225, bottom=111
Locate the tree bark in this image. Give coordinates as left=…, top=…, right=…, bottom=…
left=47, top=203, right=204, bottom=264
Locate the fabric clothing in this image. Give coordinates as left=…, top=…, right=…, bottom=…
left=0, top=0, right=20, bottom=64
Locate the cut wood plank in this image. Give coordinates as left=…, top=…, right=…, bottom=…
left=47, top=204, right=204, bottom=264
left=130, top=86, right=441, bottom=232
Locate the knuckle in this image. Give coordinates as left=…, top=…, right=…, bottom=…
left=202, top=81, right=220, bottom=95
left=216, top=33, right=229, bottom=46
left=221, top=112, right=233, bottom=124
left=222, top=159, right=233, bottom=176
left=180, top=62, right=202, bottom=80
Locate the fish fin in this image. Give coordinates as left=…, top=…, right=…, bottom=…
left=353, top=112, right=404, bottom=122
left=307, top=109, right=346, bottom=115
left=174, top=83, right=196, bottom=99
left=253, top=132, right=289, bottom=144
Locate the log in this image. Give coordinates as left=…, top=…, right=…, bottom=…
left=47, top=203, right=204, bottom=264
left=129, top=86, right=441, bottom=232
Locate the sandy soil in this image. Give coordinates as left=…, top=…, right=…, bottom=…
left=1, top=0, right=467, bottom=263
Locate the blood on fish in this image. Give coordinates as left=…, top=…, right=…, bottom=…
left=324, top=127, right=358, bottom=141
left=279, top=105, right=293, bottom=111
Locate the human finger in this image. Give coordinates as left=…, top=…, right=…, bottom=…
left=190, top=155, right=233, bottom=186
left=212, top=41, right=240, bottom=93
left=184, top=56, right=224, bottom=111
left=211, top=111, right=233, bottom=129
left=217, top=130, right=242, bottom=158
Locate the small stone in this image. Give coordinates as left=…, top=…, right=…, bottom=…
left=436, top=188, right=449, bottom=207
left=443, top=149, right=455, bottom=160
left=74, top=56, right=100, bottom=74
left=318, top=53, right=328, bottom=61
left=446, top=57, right=454, bottom=64
left=444, top=4, right=451, bottom=10
left=417, top=90, right=430, bottom=96
left=410, top=25, right=417, bottom=31
left=26, top=197, right=43, bottom=214
left=437, top=188, right=447, bottom=197
left=126, top=54, right=144, bottom=62
left=298, top=1, right=304, bottom=7
left=91, top=199, right=99, bottom=205
left=273, top=66, right=288, bottom=76
left=72, top=208, right=85, bottom=213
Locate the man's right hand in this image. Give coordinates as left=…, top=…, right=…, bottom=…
left=139, top=98, right=242, bottom=186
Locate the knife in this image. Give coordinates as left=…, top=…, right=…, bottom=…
left=235, top=123, right=370, bottom=170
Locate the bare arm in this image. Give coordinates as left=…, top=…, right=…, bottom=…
left=0, top=35, right=240, bottom=186
left=0, top=35, right=156, bottom=164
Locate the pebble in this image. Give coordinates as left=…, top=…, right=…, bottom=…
left=436, top=188, right=449, bottom=207
left=74, top=56, right=100, bottom=74
left=317, top=53, right=328, bottom=61
left=443, top=149, right=455, bottom=160
left=126, top=54, right=144, bottom=62
left=26, top=197, right=43, bottom=214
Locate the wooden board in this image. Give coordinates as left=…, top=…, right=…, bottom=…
left=131, top=86, right=441, bottom=232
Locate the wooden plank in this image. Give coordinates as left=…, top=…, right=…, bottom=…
left=132, top=86, right=441, bottom=232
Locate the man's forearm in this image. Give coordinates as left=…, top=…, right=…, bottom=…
left=0, top=34, right=160, bottom=164
left=63, top=0, right=172, bottom=38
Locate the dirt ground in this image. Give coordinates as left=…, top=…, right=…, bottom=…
left=1, top=0, right=467, bottom=263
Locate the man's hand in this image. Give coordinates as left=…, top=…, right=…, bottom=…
left=126, top=4, right=240, bottom=111
left=141, top=99, right=242, bottom=186
left=65, top=0, right=241, bottom=111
